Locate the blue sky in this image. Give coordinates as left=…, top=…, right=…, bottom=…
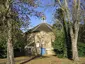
left=12, top=0, right=85, bottom=32
left=29, top=0, right=56, bottom=27
left=12, top=0, right=56, bottom=31
left=30, top=6, right=55, bottom=27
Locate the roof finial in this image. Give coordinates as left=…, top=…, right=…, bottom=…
left=42, top=16, right=46, bottom=23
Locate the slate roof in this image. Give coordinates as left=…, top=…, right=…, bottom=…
left=27, top=23, right=53, bottom=33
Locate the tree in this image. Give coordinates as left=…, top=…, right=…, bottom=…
left=0, top=0, right=45, bottom=64
left=55, top=0, right=85, bottom=61
left=52, top=24, right=66, bottom=58
left=0, top=0, right=15, bottom=64
left=54, top=8, right=72, bottom=58
left=70, top=0, right=80, bottom=61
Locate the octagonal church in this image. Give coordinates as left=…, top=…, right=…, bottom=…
left=25, top=21, right=55, bottom=56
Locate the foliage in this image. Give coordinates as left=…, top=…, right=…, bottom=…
left=0, top=28, right=26, bottom=58
left=0, top=37, right=7, bottom=58
left=52, top=28, right=85, bottom=58
left=0, top=0, right=45, bottom=59
left=52, top=24, right=85, bottom=58
left=12, top=0, right=45, bottom=31
left=78, top=42, right=85, bottom=57
left=53, top=29, right=85, bottom=58
left=78, top=24, right=85, bottom=43
left=13, top=30, right=26, bottom=57
left=78, top=24, right=85, bottom=57
left=52, top=25, right=66, bottom=58
left=54, top=0, right=85, bottom=61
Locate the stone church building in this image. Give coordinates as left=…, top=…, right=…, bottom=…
left=25, top=22, right=55, bottom=56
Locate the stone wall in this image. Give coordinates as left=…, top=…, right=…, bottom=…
left=26, top=31, right=55, bottom=56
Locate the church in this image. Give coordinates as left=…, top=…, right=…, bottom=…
left=25, top=20, right=55, bottom=56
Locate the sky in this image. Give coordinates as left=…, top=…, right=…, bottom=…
left=12, top=0, right=56, bottom=32
left=30, top=5, right=55, bottom=27
left=27, top=0, right=56, bottom=27
left=12, top=0, right=85, bottom=32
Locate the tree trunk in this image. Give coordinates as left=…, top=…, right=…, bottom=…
left=7, top=19, right=15, bottom=64
left=70, top=0, right=80, bottom=61
left=70, top=23, right=79, bottom=61
left=71, top=38, right=79, bottom=61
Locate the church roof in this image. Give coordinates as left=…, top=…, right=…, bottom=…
left=27, top=23, right=53, bottom=33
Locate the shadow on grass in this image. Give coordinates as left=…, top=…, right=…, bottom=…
left=20, top=55, right=50, bottom=64
left=20, top=55, right=41, bottom=64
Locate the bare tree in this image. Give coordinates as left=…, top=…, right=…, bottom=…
left=57, top=0, right=81, bottom=61
left=70, top=0, right=80, bottom=61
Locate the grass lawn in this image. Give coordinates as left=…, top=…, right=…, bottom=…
left=0, top=56, right=85, bottom=64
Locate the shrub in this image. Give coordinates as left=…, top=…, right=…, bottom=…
left=52, top=29, right=66, bottom=58
left=78, top=42, right=85, bottom=57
